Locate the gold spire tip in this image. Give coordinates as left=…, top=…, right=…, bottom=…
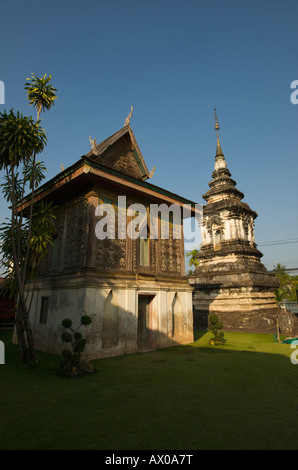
left=214, top=107, right=220, bottom=131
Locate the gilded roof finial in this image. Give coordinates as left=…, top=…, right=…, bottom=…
left=214, top=107, right=224, bottom=157
left=124, top=106, right=133, bottom=127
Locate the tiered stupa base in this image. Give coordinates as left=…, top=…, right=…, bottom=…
left=191, top=262, right=294, bottom=334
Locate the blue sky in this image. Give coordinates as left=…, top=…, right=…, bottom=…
left=0, top=0, right=297, bottom=271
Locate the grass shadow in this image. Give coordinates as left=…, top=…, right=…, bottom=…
left=1, top=329, right=298, bottom=450
left=193, top=329, right=208, bottom=341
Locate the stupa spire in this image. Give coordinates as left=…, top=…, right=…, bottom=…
left=213, top=108, right=226, bottom=170
left=214, top=108, right=224, bottom=157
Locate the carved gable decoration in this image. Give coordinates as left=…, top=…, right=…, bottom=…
left=86, top=126, right=150, bottom=181
left=98, top=135, right=143, bottom=179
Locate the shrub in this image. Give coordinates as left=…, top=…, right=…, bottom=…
left=59, top=314, right=94, bottom=378
left=209, top=314, right=226, bottom=346
left=62, top=318, right=72, bottom=329
left=61, top=332, right=73, bottom=343
left=81, top=314, right=92, bottom=326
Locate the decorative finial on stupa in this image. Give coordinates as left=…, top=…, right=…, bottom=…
left=214, top=108, right=227, bottom=170
left=214, top=108, right=224, bottom=157
left=214, top=107, right=220, bottom=131
left=124, top=106, right=133, bottom=127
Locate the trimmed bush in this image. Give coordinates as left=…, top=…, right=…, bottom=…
left=209, top=314, right=226, bottom=346
left=61, top=318, right=72, bottom=329
left=81, top=315, right=92, bottom=326
left=59, top=314, right=94, bottom=378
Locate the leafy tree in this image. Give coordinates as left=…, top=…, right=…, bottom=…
left=186, top=247, right=200, bottom=268
left=0, top=201, right=56, bottom=299
left=0, top=74, right=57, bottom=363
left=274, top=263, right=298, bottom=302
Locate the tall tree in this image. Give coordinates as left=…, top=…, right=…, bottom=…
left=0, top=74, right=57, bottom=362
left=25, top=73, right=57, bottom=120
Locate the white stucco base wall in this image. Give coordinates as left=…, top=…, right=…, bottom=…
left=18, top=278, right=194, bottom=359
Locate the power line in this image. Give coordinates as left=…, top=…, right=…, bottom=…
left=258, top=239, right=298, bottom=247
left=258, top=238, right=298, bottom=243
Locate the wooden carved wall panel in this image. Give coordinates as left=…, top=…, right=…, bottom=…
left=160, top=238, right=181, bottom=277
left=95, top=191, right=127, bottom=271
left=159, top=217, right=182, bottom=276
left=63, top=197, right=88, bottom=271
left=150, top=239, right=156, bottom=272
left=38, top=186, right=185, bottom=279
left=95, top=238, right=126, bottom=271
left=38, top=205, right=65, bottom=275
left=55, top=207, right=65, bottom=271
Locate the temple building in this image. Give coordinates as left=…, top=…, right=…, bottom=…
left=191, top=110, right=292, bottom=333
left=19, top=111, right=195, bottom=359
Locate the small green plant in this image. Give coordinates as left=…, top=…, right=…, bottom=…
left=29, top=355, right=42, bottom=369
left=209, top=314, right=226, bottom=346
left=59, top=314, right=94, bottom=378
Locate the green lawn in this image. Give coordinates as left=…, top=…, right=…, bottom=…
left=0, top=329, right=298, bottom=450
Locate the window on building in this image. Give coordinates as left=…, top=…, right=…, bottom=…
left=213, top=229, right=221, bottom=250
left=214, top=230, right=221, bottom=244
left=40, top=297, right=49, bottom=324
left=138, top=225, right=150, bottom=267
left=50, top=235, right=58, bottom=266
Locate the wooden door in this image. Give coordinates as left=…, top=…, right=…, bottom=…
left=138, top=296, right=151, bottom=349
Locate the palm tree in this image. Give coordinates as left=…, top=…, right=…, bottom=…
left=0, top=74, right=57, bottom=362
left=25, top=73, right=57, bottom=120
left=23, top=74, right=57, bottom=285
